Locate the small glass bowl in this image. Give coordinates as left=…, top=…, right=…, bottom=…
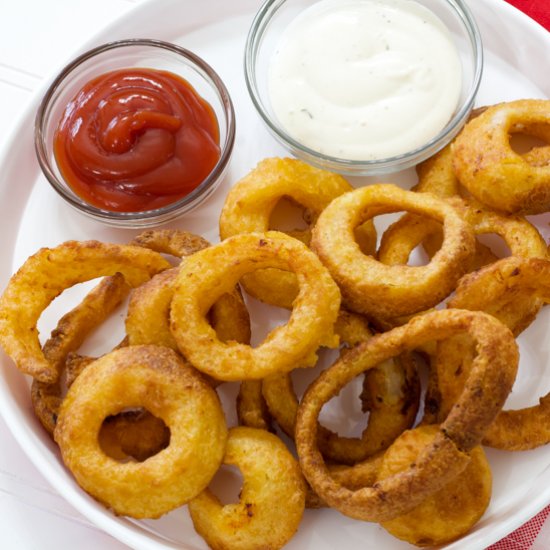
left=245, top=0, right=483, bottom=176
left=35, top=38, right=235, bottom=227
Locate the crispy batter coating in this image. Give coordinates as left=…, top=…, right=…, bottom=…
left=126, top=232, right=251, bottom=351
left=453, top=99, right=550, bottom=214
left=188, top=427, right=305, bottom=550
left=263, top=310, right=419, bottom=464
left=305, top=452, right=385, bottom=508
left=438, top=257, right=550, bottom=450
left=130, top=228, right=211, bottom=257
left=54, top=345, right=227, bottom=519
left=381, top=105, right=549, bottom=274
left=0, top=240, right=170, bottom=383
left=379, top=425, right=492, bottom=546
left=295, top=309, right=517, bottom=522
left=311, top=184, right=476, bottom=321
left=219, top=157, right=376, bottom=309
left=31, top=273, right=130, bottom=435
left=170, top=232, right=341, bottom=381
left=377, top=127, right=547, bottom=330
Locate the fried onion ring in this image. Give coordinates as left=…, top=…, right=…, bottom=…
left=170, top=232, right=340, bottom=381
left=295, top=309, right=517, bottom=522
left=219, top=157, right=376, bottom=309
left=453, top=99, right=550, bottom=214
left=54, top=345, right=227, bottom=518
left=380, top=108, right=550, bottom=273
left=311, top=184, right=475, bottom=320
left=377, top=143, right=547, bottom=329
left=263, top=310, right=419, bottom=464
left=126, top=229, right=250, bottom=349
left=437, top=257, right=550, bottom=450
left=31, top=272, right=130, bottom=435
left=126, top=256, right=250, bottom=352
left=378, top=425, right=492, bottom=546
left=0, top=240, right=170, bottom=383
left=188, top=427, right=305, bottom=550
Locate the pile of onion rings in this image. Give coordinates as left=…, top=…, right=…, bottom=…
left=0, top=121, right=549, bottom=549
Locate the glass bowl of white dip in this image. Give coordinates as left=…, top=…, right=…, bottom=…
left=244, top=0, right=483, bottom=176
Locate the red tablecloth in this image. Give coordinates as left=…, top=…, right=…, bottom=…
left=489, top=6, right=549, bottom=547
left=505, top=0, right=550, bottom=30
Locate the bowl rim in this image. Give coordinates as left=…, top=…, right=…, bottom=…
left=34, top=37, right=236, bottom=223
left=244, top=0, right=484, bottom=171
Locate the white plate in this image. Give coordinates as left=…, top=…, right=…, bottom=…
left=0, top=0, right=549, bottom=549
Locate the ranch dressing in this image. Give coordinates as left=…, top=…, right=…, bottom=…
left=268, top=0, right=462, bottom=160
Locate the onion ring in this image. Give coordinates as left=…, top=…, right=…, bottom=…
left=0, top=240, right=170, bottom=383
left=170, top=231, right=341, bottom=381
left=263, top=310, right=419, bottom=464
left=378, top=425, right=492, bottom=546
left=295, top=309, right=518, bottom=522
left=219, top=157, right=376, bottom=309
left=379, top=196, right=547, bottom=269
left=188, top=426, right=305, bottom=550
left=378, top=147, right=547, bottom=329
left=311, top=184, right=475, bottom=321
left=380, top=106, right=550, bottom=273
left=54, top=345, right=227, bottom=518
left=126, top=258, right=250, bottom=352
left=452, top=99, right=550, bottom=214
left=437, top=257, right=550, bottom=450
left=31, top=273, right=130, bottom=435
left=62, top=351, right=170, bottom=462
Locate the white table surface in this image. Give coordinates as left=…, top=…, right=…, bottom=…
left=0, top=2, right=147, bottom=546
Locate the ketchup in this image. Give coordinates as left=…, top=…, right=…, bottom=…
left=54, top=68, right=221, bottom=212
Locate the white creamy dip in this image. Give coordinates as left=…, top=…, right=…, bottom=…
left=268, top=0, right=462, bottom=160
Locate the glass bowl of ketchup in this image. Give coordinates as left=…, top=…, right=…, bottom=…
left=245, top=0, right=483, bottom=176
left=35, top=38, right=235, bottom=227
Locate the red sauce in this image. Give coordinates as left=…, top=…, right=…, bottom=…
left=54, top=68, right=221, bottom=212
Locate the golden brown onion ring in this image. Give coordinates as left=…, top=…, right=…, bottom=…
left=263, top=311, right=419, bottom=464
left=378, top=142, right=547, bottom=329
left=379, top=196, right=547, bottom=269
left=295, top=309, right=517, bottom=522
left=188, top=427, right=305, bottom=550
left=453, top=99, right=550, bottom=214
left=170, top=232, right=341, bottom=381
left=437, top=257, right=550, bottom=450
left=0, top=240, right=170, bottom=383
left=311, top=184, right=475, bottom=321
left=37, top=228, right=211, bottom=425
left=127, top=228, right=250, bottom=349
left=381, top=113, right=550, bottom=273
left=126, top=264, right=250, bottom=351
left=31, top=273, right=130, bottom=435
left=378, top=425, right=492, bottom=546
left=219, top=157, right=376, bottom=309
left=54, top=345, right=227, bottom=519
